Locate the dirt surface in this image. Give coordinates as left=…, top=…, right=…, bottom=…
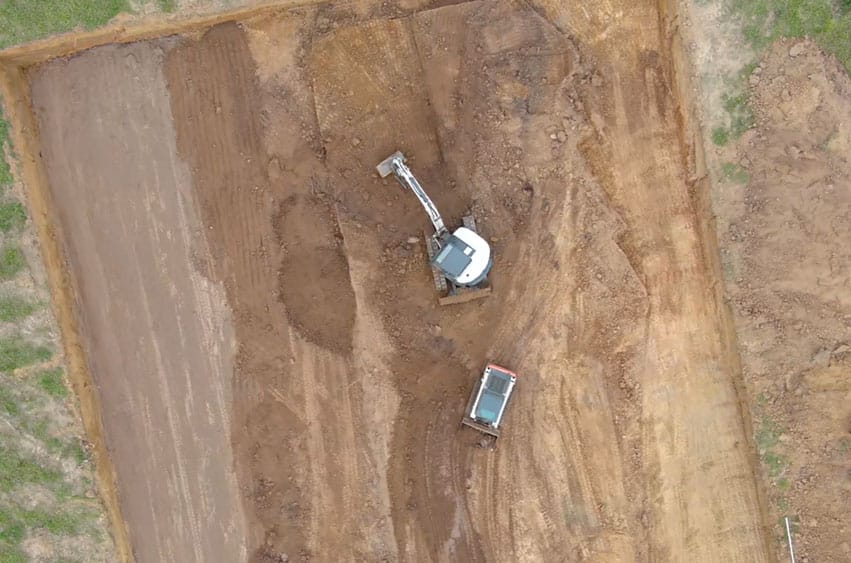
left=18, top=1, right=777, bottom=561
left=712, top=38, right=851, bottom=562
left=29, top=42, right=249, bottom=562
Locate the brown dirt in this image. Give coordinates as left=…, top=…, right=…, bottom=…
left=3, top=0, right=780, bottom=561
left=28, top=40, right=250, bottom=562
left=713, top=38, right=851, bottom=562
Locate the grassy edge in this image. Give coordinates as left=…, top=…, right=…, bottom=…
left=712, top=0, right=851, bottom=159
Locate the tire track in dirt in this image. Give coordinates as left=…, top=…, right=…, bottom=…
left=163, top=22, right=306, bottom=560
left=533, top=0, right=771, bottom=560
left=166, top=18, right=404, bottom=561
left=309, top=15, right=486, bottom=562
left=310, top=2, right=650, bottom=560
left=30, top=41, right=248, bottom=563
left=412, top=2, right=647, bottom=560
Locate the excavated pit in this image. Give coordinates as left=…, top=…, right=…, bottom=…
left=0, top=1, right=771, bottom=561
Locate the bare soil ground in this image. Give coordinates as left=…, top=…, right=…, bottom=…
left=711, top=38, right=851, bottom=561
left=29, top=41, right=249, bottom=562
left=15, top=0, right=774, bottom=561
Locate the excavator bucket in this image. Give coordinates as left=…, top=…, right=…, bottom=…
left=376, top=151, right=405, bottom=178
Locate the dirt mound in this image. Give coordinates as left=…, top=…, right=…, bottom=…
left=273, top=193, right=356, bottom=355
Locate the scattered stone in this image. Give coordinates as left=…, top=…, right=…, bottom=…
left=407, top=236, right=419, bottom=244
left=351, top=137, right=361, bottom=146
left=789, top=43, right=805, bottom=58
left=557, top=131, right=567, bottom=143
left=812, top=348, right=831, bottom=368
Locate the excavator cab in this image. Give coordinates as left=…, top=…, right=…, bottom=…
left=432, top=229, right=492, bottom=287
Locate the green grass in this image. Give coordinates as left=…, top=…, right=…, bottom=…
left=0, top=247, right=25, bottom=280
left=0, top=115, right=11, bottom=187
left=713, top=0, right=851, bottom=145
left=0, top=448, right=62, bottom=491
left=0, top=516, right=24, bottom=545
left=0, top=547, right=30, bottom=563
left=37, top=368, right=67, bottom=399
left=0, top=336, right=51, bottom=372
left=756, top=416, right=789, bottom=480
left=722, top=91, right=755, bottom=137
left=21, top=509, right=80, bottom=535
left=0, top=202, right=26, bottom=233
left=721, top=162, right=750, bottom=183
left=0, top=295, right=35, bottom=323
left=728, top=0, right=851, bottom=72
left=159, top=0, right=178, bottom=13
left=713, top=83, right=756, bottom=144
left=0, top=1, right=131, bottom=50
left=0, top=505, right=89, bottom=558
left=712, top=126, right=730, bottom=146
left=0, top=385, right=19, bottom=417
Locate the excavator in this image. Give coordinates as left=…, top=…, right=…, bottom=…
left=377, top=151, right=492, bottom=305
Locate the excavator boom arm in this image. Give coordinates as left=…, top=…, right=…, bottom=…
left=378, top=152, right=447, bottom=237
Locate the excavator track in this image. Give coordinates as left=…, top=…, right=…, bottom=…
left=424, top=232, right=449, bottom=293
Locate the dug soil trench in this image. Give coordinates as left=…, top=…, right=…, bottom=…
left=5, top=0, right=770, bottom=561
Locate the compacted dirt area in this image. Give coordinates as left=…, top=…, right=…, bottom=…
left=29, top=40, right=250, bottom=562
left=19, top=0, right=775, bottom=561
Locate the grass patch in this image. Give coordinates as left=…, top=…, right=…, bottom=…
left=755, top=415, right=790, bottom=481
left=712, top=126, right=730, bottom=146
left=0, top=545, right=27, bottom=563
left=0, top=1, right=131, bottom=50
left=0, top=336, right=51, bottom=372
left=713, top=85, right=755, bottom=145
left=21, top=509, right=79, bottom=535
left=0, top=448, right=61, bottom=491
left=0, top=202, right=26, bottom=233
left=721, top=162, right=750, bottom=183
left=715, top=0, right=851, bottom=146
left=0, top=385, right=19, bottom=417
left=159, top=0, right=178, bottom=13
left=0, top=247, right=25, bottom=280
left=722, top=90, right=755, bottom=137
left=0, top=116, right=11, bottom=187
left=727, top=0, right=851, bottom=72
left=0, top=295, right=35, bottom=323
left=0, top=505, right=89, bottom=557
left=37, top=368, right=66, bottom=399
left=66, top=441, right=87, bottom=467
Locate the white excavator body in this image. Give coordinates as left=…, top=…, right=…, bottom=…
left=376, top=151, right=493, bottom=302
